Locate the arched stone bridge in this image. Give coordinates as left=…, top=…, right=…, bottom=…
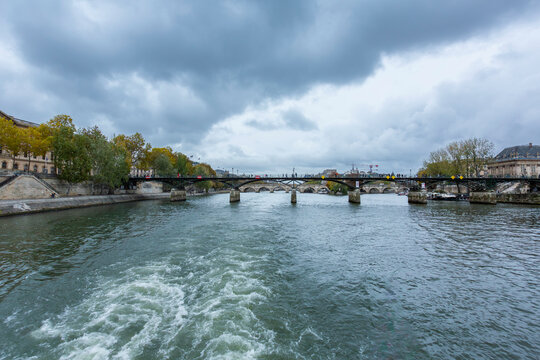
left=240, top=183, right=328, bottom=193
left=239, top=181, right=406, bottom=194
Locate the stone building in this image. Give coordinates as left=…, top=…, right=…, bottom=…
left=0, top=110, right=56, bottom=174
left=488, top=143, right=540, bottom=177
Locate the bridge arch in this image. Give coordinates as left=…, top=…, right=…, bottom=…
left=369, top=188, right=380, bottom=194
left=383, top=188, right=395, bottom=194
left=243, top=187, right=256, bottom=193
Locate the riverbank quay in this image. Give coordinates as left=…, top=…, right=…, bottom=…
left=0, top=193, right=170, bottom=217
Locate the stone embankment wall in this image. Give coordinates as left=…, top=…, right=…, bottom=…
left=469, top=192, right=497, bottom=205
left=0, top=175, right=166, bottom=200
left=0, top=193, right=169, bottom=217
left=46, top=178, right=98, bottom=196
left=0, top=175, right=58, bottom=200
left=497, top=193, right=540, bottom=205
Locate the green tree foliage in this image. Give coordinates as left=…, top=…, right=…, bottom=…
left=52, top=126, right=93, bottom=193
left=146, top=147, right=177, bottom=176
left=112, top=132, right=150, bottom=170
left=419, top=138, right=494, bottom=177
left=0, top=116, right=23, bottom=167
left=153, top=154, right=176, bottom=176
left=47, top=114, right=76, bottom=131
left=1, top=116, right=52, bottom=171
left=175, top=153, right=193, bottom=176
left=326, top=181, right=348, bottom=195
left=19, top=126, right=51, bottom=171
left=3, top=113, right=220, bottom=193
left=81, top=126, right=130, bottom=192
left=192, top=163, right=217, bottom=192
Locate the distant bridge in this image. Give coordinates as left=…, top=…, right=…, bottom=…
left=238, top=182, right=404, bottom=194
left=126, top=175, right=539, bottom=204
left=128, top=175, right=539, bottom=191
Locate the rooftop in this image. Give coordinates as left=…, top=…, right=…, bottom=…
left=492, top=143, right=540, bottom=162
left=0, top=110, right=40, bottom=128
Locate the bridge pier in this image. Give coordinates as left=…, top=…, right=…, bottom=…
left=230, top=189, right=240, bottom=203
left=348, top=189, right=361, bottom=204
left=170, top=189, right=186, bottom=202
left=408, top=191, right=427, bottom=204
left=291, top=189, right=297, bottom=204
left=469, top=192, right=497, bottom=205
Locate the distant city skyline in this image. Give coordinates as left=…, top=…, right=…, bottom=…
left=1, top=1, right=539, bottom=174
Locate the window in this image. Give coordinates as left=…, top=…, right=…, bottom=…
left=24, top=164, right=29, bottom=171
left=42, top=168, right=48, bottom=174
left=51, top=167, right=55, bottom=174
left=1, top=161, right=6, bottom=169
left=33, top=165, right=38, bottom=172
left=13, top=163, right=18, bottom=170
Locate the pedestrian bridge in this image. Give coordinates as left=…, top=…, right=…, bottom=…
left=127, top=175, right=539, bottom=204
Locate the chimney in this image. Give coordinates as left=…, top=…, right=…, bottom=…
left=530, top=142, right=533, bottom=148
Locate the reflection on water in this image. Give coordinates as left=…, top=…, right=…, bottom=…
left=0, top=194, right=538, bottom=359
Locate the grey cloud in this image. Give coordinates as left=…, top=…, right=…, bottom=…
left=245, top=119, right=279, bottom=131
left=0, top=0, right=538, bottom=151
left=245, top=110, right=316, bottom=131
left=282, top=110, right=317, bottom=131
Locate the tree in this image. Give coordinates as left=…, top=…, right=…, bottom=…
left=419, top=138, right=494, bottom=177
left=51, top=125, right=92, bottom=194
left=146, top=147, right=177, bottom=176
left=47, top=114, right=76, bottom=131
left=175, top=152, right=193, bottom=176
left=419, top=148, right=453, bottom=176
left=152, top=154, right=176, bottom=176
left=0, top=116, right=23, bottom=169
left=192, top=163, right=217, bottom=192
left=462, top=138, right=494, bottom=177
left=19, top=126, right=50, bottom=172
left=82, top=126, right=130, bottom=193
left=112, top=132, right=150, bottom=170
left=327, top=181, right=348, bottom=195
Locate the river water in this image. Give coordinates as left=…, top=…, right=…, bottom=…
left=0, top=193, right=538, bottom=359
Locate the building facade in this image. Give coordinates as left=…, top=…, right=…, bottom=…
left=0, top=110, right=56, bottom=175
left=488, top=143, right=540, bottom=177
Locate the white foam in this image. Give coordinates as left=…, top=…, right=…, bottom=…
left=179, top=249, right=276, bottom=359
left=32, top=262, right=186, bottom=359
left=31, top=248, right=279, bottom=359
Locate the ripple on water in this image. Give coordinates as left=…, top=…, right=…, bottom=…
left=32, top=263, right=186, bottom=359
left=171, top=248, right=276, bottom=359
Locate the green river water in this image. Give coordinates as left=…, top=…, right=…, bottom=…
left=0, top=193, right=538, bottom=359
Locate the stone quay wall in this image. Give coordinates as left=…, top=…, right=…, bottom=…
left=497, top=193, right=540, bottom=205
left=0, top=193, right=169, bottom=217
left=469, top=192, right=498, bottom=205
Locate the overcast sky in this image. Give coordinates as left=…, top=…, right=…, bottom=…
left=1, top=1, right=539, bottom=174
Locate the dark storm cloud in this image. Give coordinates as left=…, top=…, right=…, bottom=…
left=1, top=0, right=538, bottom=146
